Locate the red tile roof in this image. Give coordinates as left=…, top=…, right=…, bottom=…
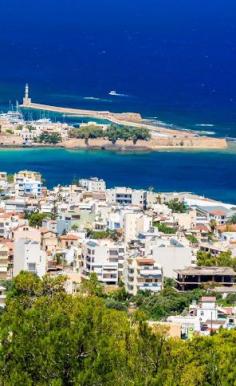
left=60, top=234, right=78, bottom=241
left=137, top=258, right=155, bottom=265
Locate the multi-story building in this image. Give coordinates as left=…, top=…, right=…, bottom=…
left=0, top=213, right=22, bottom=239
left=13, top=238, right=47, bottom=278
left=5, top=199, right=26, bottom=213
left=81, top=240, right=125, bottom=285
left=0, top=244, right=9, bottom=280
left=13, top=225, right=41, bottom=243
left=151, top=238, right=194, bottom=278
left=14, top=170, right=42, bottom=183
left=175, top=266, right=236, bottom=291
left=106, top=187, right=149, bottom=209
left=124, top=257, right=163, bottom=295
left=15, top=179, right=42, bottom=197
left=124, top=212, right=152, bottom=244
left=79, top=177, right=106, bottom=192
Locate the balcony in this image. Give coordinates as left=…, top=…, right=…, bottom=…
left=138, top=283, right=162, bottom=292
left=139, top=269, right=162, bottom=277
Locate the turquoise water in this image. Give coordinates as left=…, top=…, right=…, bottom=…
left=0, top=147, right=235, bottom=204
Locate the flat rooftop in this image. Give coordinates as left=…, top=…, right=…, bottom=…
left=175, top=266, right=236, bottom=276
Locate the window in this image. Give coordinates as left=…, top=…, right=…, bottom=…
left=28, top=263, right=36, bottom=272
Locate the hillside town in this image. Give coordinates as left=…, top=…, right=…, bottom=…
left=0, top=170, right=236, bottom=338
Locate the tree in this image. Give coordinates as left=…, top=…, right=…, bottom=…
left=69, top=125, right=104, bottom=145
left=197, top=250, right=236, bottom=269
left=80, top=272, right=104, bottom=297
left=39, top=132, right=62, bottom=144
left=167, top=198, right=188, bottom=213
left=105, top=124, right=150, bottom=145
left=186, top=234, right=199, bottom=245
left=228, top=214, right=236, bottom=224
left=197, top=251, right=215, bottom=266
left=1, top=272, right=236, bottom=385
left=26, top=212, right=49, bottom=227
left=71, top=224, right=79, bottom=231
left=7, top=271, right=67, bottom=301
left=154, top=222, right=177, bottom=234
left=131, top=127, right=151, bottom=144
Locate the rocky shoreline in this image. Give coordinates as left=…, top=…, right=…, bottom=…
left=61, top=137, right=228, bottom=151
left=0, top=137, right=228, bottom=151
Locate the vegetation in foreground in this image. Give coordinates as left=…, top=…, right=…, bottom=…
left=0, top=272, right=236, bottom=385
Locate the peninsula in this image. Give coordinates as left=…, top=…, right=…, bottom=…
left=15, top=85, right=225, bottom=150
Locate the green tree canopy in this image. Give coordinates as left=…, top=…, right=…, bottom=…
left=196, top=250, right=236, bottom=269
left=167, top=198, right=188, bottom=213
left=1, top=272, right=236, bottom=385
left=39, top=132, right=62, bottom=144
left=25, top=211, right=49, bottom=227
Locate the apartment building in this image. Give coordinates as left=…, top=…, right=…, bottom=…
left=13, top=238, right=47, bottom=278
left=151, top=238, right=193, bottom=278
left=81, top=240, right=125, bottom=285
left=106, top=187, right=148, bottom=209
left=79, top=177, right=106, bottom=192
left=14, top=170, right=42, bottom=183
left=124, top=212, right=152, bottom=244
left=0, top=213, right=22, bottom=239
left=124, top=257, right=163, bottom=295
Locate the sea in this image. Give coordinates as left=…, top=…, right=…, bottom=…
left=0, top=0, right=235, bottom=202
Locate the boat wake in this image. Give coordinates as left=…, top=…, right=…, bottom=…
left=108, top=90, right=129, bottom=97
left=83, top=96, right=111, bottom=102
left=195, top=123, right=215, bottom=127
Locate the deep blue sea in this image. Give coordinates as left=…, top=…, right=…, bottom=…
left=0, top=1, right=235, bottom=202
left=0, top=0, right=236, bottom=136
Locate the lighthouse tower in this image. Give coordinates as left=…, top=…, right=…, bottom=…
left=23, top=83, right=31, bottom=106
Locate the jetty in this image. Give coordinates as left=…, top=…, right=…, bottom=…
left=19, top=85, right=191, bottom=137
left=19, top=85, right=228, bottom=149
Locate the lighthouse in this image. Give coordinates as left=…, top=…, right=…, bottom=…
left=23, top=83, right=31, bottom=106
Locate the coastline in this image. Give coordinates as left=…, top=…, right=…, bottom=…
left=60, top=137, right=228, bottom=151
left=0, top=137, right=228, bottom=151
left=19, top=101, right=228, bottom=151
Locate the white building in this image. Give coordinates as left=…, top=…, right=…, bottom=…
left=0, top=213, right=23, bottom=239
left=79, top=177, right=106, bottom=192
left=15, top=178, right=42, bottom=197
left=152, top=238, right=193, bottom=278
left=124, top=257, right=163, bottom=295
left=4, top=199, right=26, bottom=213
left=14, top=170, right=42, bottom=183
left=81, top=240, right=125, bottom=285
left=106, top=187, right=148, bottom=209
left=13, top=238, right=47, bottom=278
left=191, top=296, right=218, bottom=323
left=124, top=212, right=152, bottom=244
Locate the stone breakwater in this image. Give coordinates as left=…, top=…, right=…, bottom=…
left=19, top=101, right=228, bottom=150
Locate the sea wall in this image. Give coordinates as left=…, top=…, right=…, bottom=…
left=61, top=136, right=228, bottom=150
left=0, top=133, right=227, bottom=150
